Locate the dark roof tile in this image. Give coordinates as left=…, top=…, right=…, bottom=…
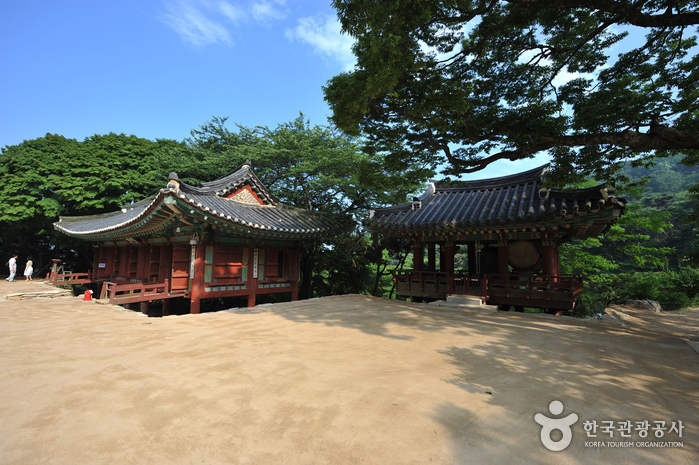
left=366, top=165, right=625, bottom=232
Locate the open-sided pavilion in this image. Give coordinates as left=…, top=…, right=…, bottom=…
left=365, top=166, right=626, bottom=314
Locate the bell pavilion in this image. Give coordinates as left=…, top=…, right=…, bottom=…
left=52, top=162, right=352, bottom=314
left=365, top=166, right=626, bottom=314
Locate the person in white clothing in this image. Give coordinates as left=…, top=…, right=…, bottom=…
left=24, top=257, right=34, bottom=281
left=6, top=254, right=17, bottom=282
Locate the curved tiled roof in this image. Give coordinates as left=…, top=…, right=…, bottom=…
left=54, top=163, right=353, bottom=239
left=366, top=165, right=625, bottom=232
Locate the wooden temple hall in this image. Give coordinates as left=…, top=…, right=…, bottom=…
left=365, top=166, right=626, bottom=314
left=52, top=161, right=352, bottom=315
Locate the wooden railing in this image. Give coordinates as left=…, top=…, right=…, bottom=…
left=100, top=279, right=177, bottom=305
left=486, top=274, right=584, bottom=309
left=50, top=270, right=94, bottom=285
left=451, top=273, right=488, bottom=301
left=392, top=270, right=451, bottom=299
left=393, top=270, right=584, bottom=310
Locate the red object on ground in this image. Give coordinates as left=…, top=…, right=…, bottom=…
left=82, top=290, right=93, bottom=301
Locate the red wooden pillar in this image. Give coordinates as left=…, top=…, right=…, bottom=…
left=160, top=244, right=173, bottom=287
left=138, top=245, right=149, bottom=282
left=190, top=243, right=203, bottom=314
left=444, top=244, right=457, bottom=295
left=104, top=246, right=116, bottom=277
left=468, top=242, right=476, bottom=275
left=413, top=244, right=423, bottom=271
left=542, top=238, right=558, bottom=280
left=497, top=240, right=509, bottom=276
left=427, top=244, right=436, bottom=271
left=444, top=244, right=456, bottom=274
left=247, top=246, right=258, bottom=307
left=140, top=301, right=149, bottom=315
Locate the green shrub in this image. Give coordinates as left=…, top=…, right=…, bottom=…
left=672, top=267, right=699, bottom=299
left=658, top=290, right=693, bottom=311
left=573, top=267, right=699, bottom=317
left=572, top=289, right=608, bottom=318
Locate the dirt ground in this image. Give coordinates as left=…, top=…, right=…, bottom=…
left=1, top=280, right=698, bottom=464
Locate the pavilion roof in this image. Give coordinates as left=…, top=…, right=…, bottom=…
left=365, top=165, right=625, bottom=238
left=54, top=162, right=354, bottom=241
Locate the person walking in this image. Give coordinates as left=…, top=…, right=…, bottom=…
left=6, top=254, right=17, bottom=282
left=24, top=257, right=33, bottom=281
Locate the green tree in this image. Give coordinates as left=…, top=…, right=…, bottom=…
left=325, top=0, right=699, bottom=185
left=0, top=133, right=194, bottom=274
left=187, top=114, right=436, bottom=298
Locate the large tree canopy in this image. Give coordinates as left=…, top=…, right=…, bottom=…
left=0, top=133, right=194, bottom=273
left=324, top=0, right=699, bottom=184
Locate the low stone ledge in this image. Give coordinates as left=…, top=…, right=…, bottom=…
left=625, top=299, right=663, bottom=313
left=3, top=289, right=73, bottom=300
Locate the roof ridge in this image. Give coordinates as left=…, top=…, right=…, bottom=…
left=433, top=164, right=549, bottom=191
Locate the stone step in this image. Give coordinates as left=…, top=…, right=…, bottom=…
left=446, top=295, right=484, bottom=306
left=429, top=299, right=498, bottom=313
left=3, top=289, right=73, bottom=300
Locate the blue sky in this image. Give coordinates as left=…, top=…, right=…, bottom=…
left=1, top=0, right=577, bottom=180
left=1, top=1, right=352, bottom=147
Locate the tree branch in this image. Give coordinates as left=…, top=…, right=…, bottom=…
left=449, top=129, right=699, bottom=172
left=505, top=0, right=699, bottom=27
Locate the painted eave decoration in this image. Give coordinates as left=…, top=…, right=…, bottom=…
left=53, top=162, right=354, bottom=241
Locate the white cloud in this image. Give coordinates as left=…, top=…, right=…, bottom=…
left=161, top=0, right=239, bottom=46
left=285, top=15, right=355, bottom=71
left=251, top=1, right=287, bottom=22
left=218, top=1, right=244, bottom=23
left=160, top=0, right=287, bottom=47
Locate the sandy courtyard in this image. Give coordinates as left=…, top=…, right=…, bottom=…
left=1, top=280, right=698, bottom=464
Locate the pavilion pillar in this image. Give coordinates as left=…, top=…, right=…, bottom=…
left=444, top=244, right=456, bottom=274
left=162, top=299, right=171, bottom=316
left=468, top=242, right=476, bottom=276
left=554, top=245, right=561, bottom=276
left=444, top=243, right=457, bottom=295
left=542, top=238, right=558, bottom=280
left=412, top=244, right=423, bottom=271
left=159, top=244, right=173, bottom=285
left=190, top=242, right=203, bottom=314
left=138, top=245, right=149, bottom=282
left=140, top=301, right=149, bottom=315
left=427, top=244, right=436, bottom=271
left=497, top=240, right=509, bottom=276
left=248, top=246, right=258, bottom=307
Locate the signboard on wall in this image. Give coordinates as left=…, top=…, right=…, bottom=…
left=189, top=246, right=196, bottom=278
left=253, top=248, right=259, bottom=279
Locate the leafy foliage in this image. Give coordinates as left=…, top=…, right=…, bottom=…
left=573, top=269, right=699, bottom=316
left=556, top=155, right=699, bottom=315
left=0, top=133, right=194, bottom=273
left=325, top=0, right=699, bottom=185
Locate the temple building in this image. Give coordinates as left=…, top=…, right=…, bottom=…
left=52, top=161, right=353, bottom=314
left=365, top=166, right=626, bottom=314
